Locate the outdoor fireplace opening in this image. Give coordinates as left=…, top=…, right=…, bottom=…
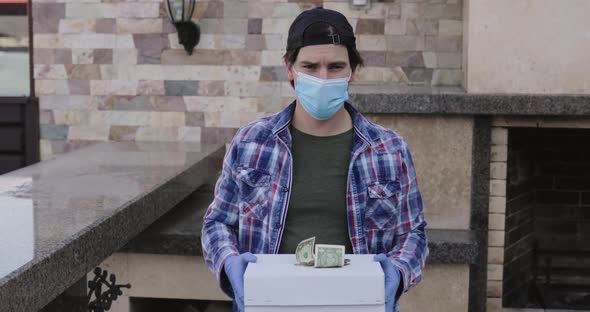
left=503, top=128, right=590, bottom=310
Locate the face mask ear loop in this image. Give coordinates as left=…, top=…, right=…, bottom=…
left=293, top=67, right=308, bottom=87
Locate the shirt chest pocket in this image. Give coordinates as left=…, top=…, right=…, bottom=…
left=364, top=180, right=401, bottom=230
left=236, top=166, right=271, bottom=219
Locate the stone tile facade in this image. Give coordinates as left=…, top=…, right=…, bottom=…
left=33, top=0, right=463, bottom=158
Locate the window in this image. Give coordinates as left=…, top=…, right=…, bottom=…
left=0, top=0, right=30, bottom=96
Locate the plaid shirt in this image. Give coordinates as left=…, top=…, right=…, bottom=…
left=201, top=101, right=428, bottom=304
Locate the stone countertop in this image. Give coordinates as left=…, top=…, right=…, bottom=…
left=348, top=84, right=590, bottom=116
left=0, top=141, right=225, bottom=312
left=123, top=191, right=478, bottom=265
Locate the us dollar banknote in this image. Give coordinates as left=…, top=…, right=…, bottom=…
left=314, top=244, right=345, bottom=268
left=295, top=236, right=316, bottom=266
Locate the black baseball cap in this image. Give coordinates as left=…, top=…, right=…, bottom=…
left=286, top=7, right=356, bottom=50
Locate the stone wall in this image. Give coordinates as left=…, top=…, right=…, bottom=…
left=33, top=0, right=464, bottom=159
left=399, top=264, right=469, bottom=312
left=366, top=114, right=473, bottom=230
left=464, top=0, right=590, bottom=94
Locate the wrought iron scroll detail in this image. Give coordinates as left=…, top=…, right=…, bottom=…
left=87, top=267, right=131, bottom=312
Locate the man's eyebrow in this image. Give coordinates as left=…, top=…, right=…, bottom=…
left=300, top=61, right=348, bottom=65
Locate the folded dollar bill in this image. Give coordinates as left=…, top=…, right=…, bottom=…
left=295, top=236, right=315, bottom=266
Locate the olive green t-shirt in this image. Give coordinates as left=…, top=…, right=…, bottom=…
left=278, top=125, right=354, bottom=254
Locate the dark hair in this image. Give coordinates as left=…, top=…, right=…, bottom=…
left=283, top=23, right=364, bottom=88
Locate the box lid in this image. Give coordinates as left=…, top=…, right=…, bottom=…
left=244, top=254, right=384, bottom=306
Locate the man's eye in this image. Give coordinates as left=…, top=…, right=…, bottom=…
left=303, top=65, right=316, bottom=69
left=330, top=66, right=344, bottom=70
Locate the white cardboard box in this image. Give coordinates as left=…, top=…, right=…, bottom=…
left=244, top=254, right=385, bottom=312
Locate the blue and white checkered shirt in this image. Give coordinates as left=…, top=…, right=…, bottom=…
left=201, top=101, right=428, bottom=309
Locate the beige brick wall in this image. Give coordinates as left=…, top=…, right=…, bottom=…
left=486, top=126, right=507, bottom=311
left=33, top=0, right=464, bottom=159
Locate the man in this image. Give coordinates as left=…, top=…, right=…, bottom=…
left=201, top=7, right=428, bottom=312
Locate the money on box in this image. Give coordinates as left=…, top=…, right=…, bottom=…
left=295, top=236, right=351, bottom=268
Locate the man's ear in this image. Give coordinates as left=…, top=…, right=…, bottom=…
left=286, top=61, right=294, bottom=81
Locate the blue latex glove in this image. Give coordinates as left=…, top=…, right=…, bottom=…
left=374, top=253, right=402, bottom=312
left=224, top=252, right=257, bottom=312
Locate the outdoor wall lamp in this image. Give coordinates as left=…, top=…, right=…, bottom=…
left=349, top=0, right=371, bottom=9
left=165, top=0, right=200, bottom=55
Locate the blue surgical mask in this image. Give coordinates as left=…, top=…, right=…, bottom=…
left=293, top=69, right=351, bottom=120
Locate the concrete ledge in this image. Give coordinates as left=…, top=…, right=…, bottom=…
left=0, top=142, right=225, bottom=312
left=426, top=229, right=478, bottom=264
left=350, top=93, right=590, bottom=116
left=123, top=192, right=479, bottom=265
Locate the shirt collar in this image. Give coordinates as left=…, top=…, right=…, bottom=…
left=270, top=101, right=378, bottom=150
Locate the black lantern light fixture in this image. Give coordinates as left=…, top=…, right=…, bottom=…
left=349, top=0, right=371, bottom=10
left=165, top=0, right=201, bottom=55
